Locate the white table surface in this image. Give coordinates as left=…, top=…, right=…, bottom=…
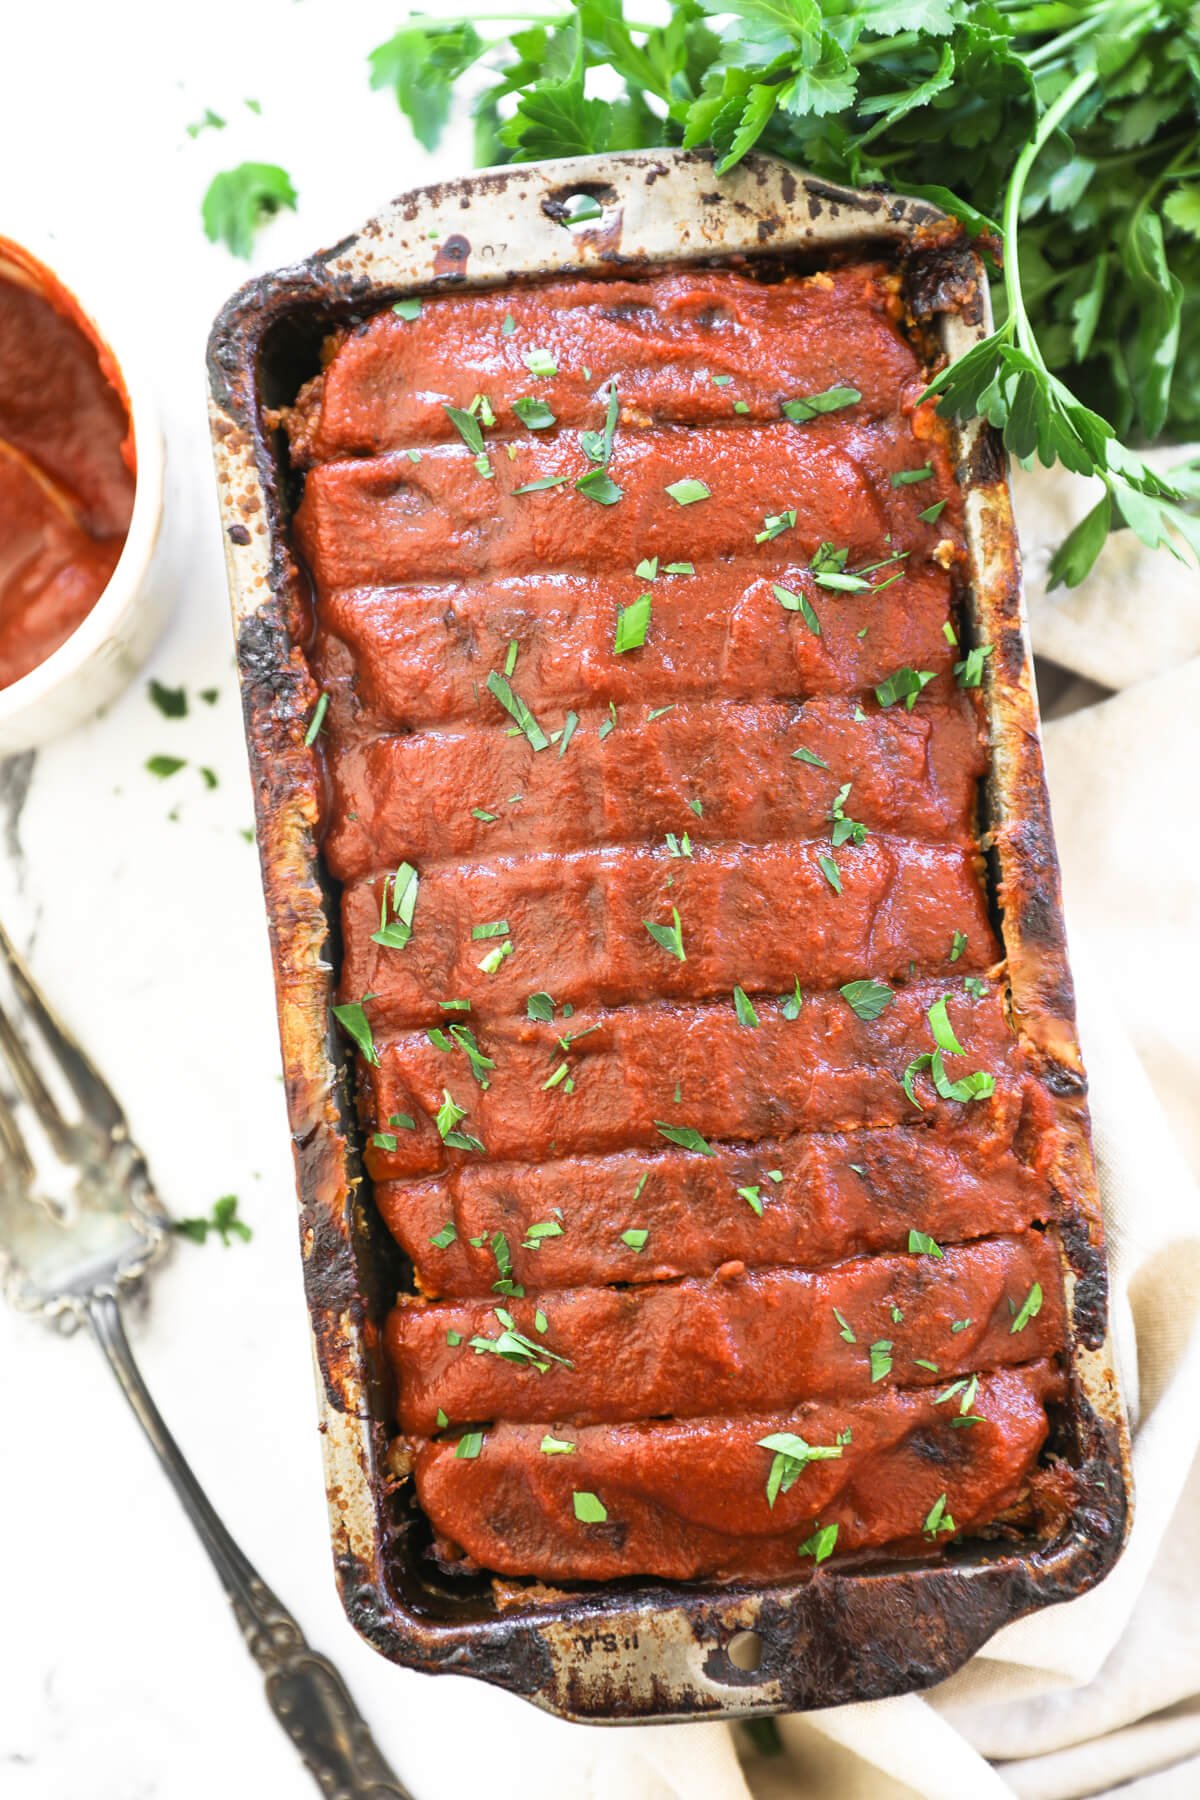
left=1, top=3, right=621, bottom=1794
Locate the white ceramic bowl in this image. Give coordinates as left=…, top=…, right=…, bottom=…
left=0, top=236, right=167, bottom=756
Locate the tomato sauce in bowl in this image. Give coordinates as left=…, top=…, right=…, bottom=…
left=0, top=240, right=136, bottom=689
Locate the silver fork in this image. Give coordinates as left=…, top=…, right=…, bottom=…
left=0, top=916, right=412, bottom=1799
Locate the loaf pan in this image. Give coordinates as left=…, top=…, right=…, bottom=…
left=206, top=147, right=1131, bottom=1722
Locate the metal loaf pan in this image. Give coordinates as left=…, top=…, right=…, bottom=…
left=206, top=148, right=1131, bottom=1723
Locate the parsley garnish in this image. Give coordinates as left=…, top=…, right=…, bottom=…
left=772, top=582, right=821, bottom=636
left=782, top=386, right=860, bottom=423
left=733, top=986, right=760, bottom=1028
left=522, top=347, right=556, bottom=377
left=817, top=854, right=842, bottom=894
left=738, top=1185, right=763, bottom=1216
left=757, top=1432, right=843, bottom=1508
left=393, top=297, right=422, bottom=321
left=173, top=1194, right=251, bottom=1246
left=372, top=862, right=418, bottom=950
left=643, top=907, right=686, bottom=961
left=148, top=680, right=187, bottom=718
left=950, top=930, right=967, bottom=962
left=513, top=475, right=568, bottom=494
left=540, top=1435, right=575, bottom=1454
left=891, top=465, right=933, bottom=487
left=792, top=745, right=829, bottom=769
left=908, top=1230, right=944, bottom=1258
left=486, top=669, right=549, bottom=750
left=513, top=395, right=556, bottom=430
left=573, top=1491, right=607, bottom=1523
left=781, top=978, right=804, bottom=1018
left=575, top=468, right=623, bottom=504
left=332, top=998, right=379, bottom=1067
left=797, top=1523, right=838, bottom=1564
left=755, top=509, right=796, bottom=543
left=655, top=1121, right=713, bottom=1155
left=435, top=1088, right=485, bottom=1153
left=829, top=782, right=867, bottom=848
left=918, top=500, right=947, bottom=525
left=146, top=754, right=186, bottom=780
left=955, top=644, right=994, bottom=688
left=1010, top=1283, right=1044, bottom=1333
left=455, top=1431, right=484, bottom=1460
left=581, top=384, right=619, bottom=465
left=526, top=991, right=556, bottom=1022
left=923, top=1493, right=956, bottom=1540
left=839, top=979, right=894, bottom=1022
left=201, top=162, right=297, bottom=258
left=443, top=403, right=486, bottom=456
left=472, top=919, right=510, bottom=940
left=875, top=667, right=936, bottom=711
left=868, top=1340, right=893, bottom=1382
left=429, top=1221, right=457, bottom=1249
left=621, top=1228, right=649, bottom=1251
left=302, top=691, right=329, bottom=746
left=665, top=478, right=710, bottom=505
left=614, top=593, right=652, bottom=653
left=833, top=1309, right=856, bottom=1345
left=523, top=1220, right=564, bottom=1249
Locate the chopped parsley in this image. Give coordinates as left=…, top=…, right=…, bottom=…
left=389, top=1112, right=416, bottom=1130
left=839, top=979, right=894, bottom=1021
left=522, top=347, right=556, bottom=377
left=644, top=907, right=686, bottom=962
left=733, top=986, right=760, bottom=1028
left=392, top=297, right=422, bottom=321
left=332, top=999, right=379, bottom=1066
left=950, top=930, right=967, bottom=962
left=792, top=745, right=829, bottom=769
left=523, top=1219, right=565, bottom=1250
left=581, top=384, right=619, bottom=465
left=302, top=690, right=330, bottom=746
left=797, top=1523, right=838, bottom=1564
left=782, top=386, right=861, bottom=422
left=172, top=1194, right=251, bottom=1247
left=573, top=1491, right=608, bottom=1523
left=665, top=478, right=710, bottom=505
left=621, top=1228, right=649, bottom=1251
left=918, top=499, right=948, bottom=525
left=1010, top=1282, right=1043, bottom=1333
left=833, top=1308, right=856, bottom=1344
left=782, top=978, right=804, bottom=1018
left=963, top=975, right=988, bottom=999
left=955, top=643, right=994, bottom=688
left=636, top=556, right=658, bottom=578
left=540, top=1435, right=575, bottom=1454
left=757, top=1431, right=844, bottom=1508
left=148, top=679, right=187, bottom=718
left=908, top=1230, right=944, bottom=1258
left=454, top=1431, right=484, bottom=1459
left=486, top=669, right=549, bottom=750
left=371, top=862, right=418, bottom=950
left=513, top=475, right=568, bottom=494
left=772, top=583, right=821, bottom=636
left=146, top=754, right=186, bottom=779
left=875, top=667, right=936, bottom=711
left=891, top=464, right=933, bottom=486
left=372, top=1132, right=398, bottom=1151
left=817, top=854, right=842, bottom=894
left=666, top=561, right=694, bottom=573
left=443, top=403, right=486, bottom=456
left=435, top=1089, right=485, bottom=1153
left=655, top=1121, right=713, bottom=1155
left=429, top=1221, right=457, bottom=1249
left=868, top=1339, right=893, bottom=1382
left=470, top=1306, right=571, bottom=1370
left=738, top=1185, right=764, bottom=1216
left=829, top=782, right=867, bottom=848
left=755, top=509, right=796, bottom=543
left=923, top=1492, right=956, bottom=1539
left=614, top=593, right=652, bottom=653
left=575, top=468, right=623, bottom=504
left=472, top=919, right=510, bottom=940
left=665, top=831, right=692, bottom=858
left=477, top=940, right=513, bottom=974
left=513, top=395, right=556, bottom=430
left=526, top=991, right=556, bottom=1022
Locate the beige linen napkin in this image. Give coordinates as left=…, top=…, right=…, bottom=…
left=559, top=467, right=1200, bottom=1798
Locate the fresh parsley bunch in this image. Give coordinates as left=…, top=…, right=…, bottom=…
left=369, top=0, right=1200, bottom=586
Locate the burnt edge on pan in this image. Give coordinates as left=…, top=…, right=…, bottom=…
left=206, top=149, right=1130, bottom=1722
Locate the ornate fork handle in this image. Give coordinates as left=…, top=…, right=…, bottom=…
left=85, top=1290, right=412, bottom=1800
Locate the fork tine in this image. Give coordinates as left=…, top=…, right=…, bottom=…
left=0, top=918, right=125, bottom=1137
left=0, top=998, right=75, bottom=1158
left=0, top=1080, right=34, bottom=1184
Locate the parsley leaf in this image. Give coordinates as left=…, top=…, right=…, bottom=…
left=655, top=1121, right=713, bottom=1155
left=202, top=163, right=297, bottom=259
left=757, top=1431, right=843, bottom=1508
left=614, top=593, right=652, bottom=653
left=839, top=979, right=894, bottom=1022
left=643, top=907, right=686, bottom=962
left=782, top=386, right=861, bottom=423
left=173, top=1194, right=251, bottom=1247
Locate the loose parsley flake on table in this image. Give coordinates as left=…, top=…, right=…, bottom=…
left=202, top=162, right=297, bottom=259
left=173, top=1195, right=251, bottom=1247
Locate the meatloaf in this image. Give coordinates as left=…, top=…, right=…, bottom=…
left=283, top=262, right=1072, bottom=1584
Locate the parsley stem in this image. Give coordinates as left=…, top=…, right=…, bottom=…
left=1002, top=65, right=1098, bottom=360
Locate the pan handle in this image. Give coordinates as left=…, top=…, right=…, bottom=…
left=85, top=1289, right=413, bottom=1800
